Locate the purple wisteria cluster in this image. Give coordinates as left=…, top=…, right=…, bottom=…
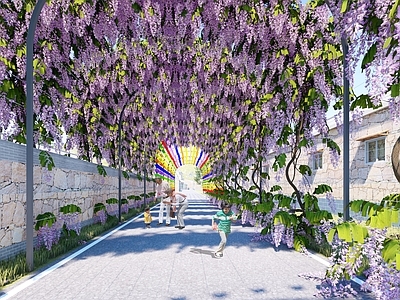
left=361, top=229, right=400, bottom=299
left=59, top=212, right=82, bottom=236
left=299, top=227, right=400, bottom=299
left=106, top=203, right=119, bottom=217
left=94, top=210, right=107, bottom=225
left=36, top=220, right=63, bottom=251
left=0, top=0, right=365, bottom=176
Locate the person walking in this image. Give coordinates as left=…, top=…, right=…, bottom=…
left=155, top=178, right=171, bottom=226
left=144, top=206, right=152, bottom=229
left=212, top=202, right=237, bottom=258
left=166, top=189, right=188, bottom=229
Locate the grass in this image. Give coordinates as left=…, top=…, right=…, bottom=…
left=0, top=201, right=157, bottom=289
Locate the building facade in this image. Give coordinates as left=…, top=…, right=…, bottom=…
left=264, top=106, right=400, bottom=210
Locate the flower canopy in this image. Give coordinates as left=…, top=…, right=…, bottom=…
left=0, top=0, right=399, bottom=180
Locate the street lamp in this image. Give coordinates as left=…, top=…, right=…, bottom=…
left=118, top=102, right=129, bottom=223
left=342, top=36, right=350, bottom=222
left=26, top=0, right=47, bottom=271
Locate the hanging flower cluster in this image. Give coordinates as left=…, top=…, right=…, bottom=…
left=0, top=0, right=348, bottom=177
left=0, top=0, right=399, bottom=177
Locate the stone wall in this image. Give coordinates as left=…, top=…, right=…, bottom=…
left=265, top=107, right=400, bottom=205
left=0, top=139, right=154, bottom=261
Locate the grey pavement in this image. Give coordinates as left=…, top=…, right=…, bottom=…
left=0, top=191, right=375, bottom=300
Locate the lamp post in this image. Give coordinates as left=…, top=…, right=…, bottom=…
left=118, top=102, right=128, bottom=223
left=26, top=0, right=47, bottom=271
left=143, top=167, right=147, bottom=206
left=342, top=36, right=350, bottom=221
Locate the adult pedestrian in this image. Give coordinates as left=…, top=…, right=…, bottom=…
left=155, top=178, right=171, bottom=226
left=166, top=189, right=188, bottom=229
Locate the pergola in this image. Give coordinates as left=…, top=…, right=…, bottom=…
left=0, top=0, right=398, bottom=276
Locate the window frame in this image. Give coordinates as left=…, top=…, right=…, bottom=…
left=312, top=151, right=323, bottom=171
left=365, top=136, right=386, bottom=164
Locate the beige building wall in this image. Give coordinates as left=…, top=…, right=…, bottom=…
left=265, top=107, right=400, bottom=203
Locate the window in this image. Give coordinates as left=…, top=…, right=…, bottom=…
left=312, top=152, right=323, bottom=170
left=261, top=164, right=269, bottom=174
left=366, top=137, right=386, bottom=163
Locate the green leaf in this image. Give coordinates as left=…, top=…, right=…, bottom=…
left=361, top=43, right=377, bottom=70
left=382, top=239, right=399, bottom=263
left=35, top=212, right=56, bottom=230
left=122, top=171, right=130, bottom=179
left=391, top=83, right=400, bottom=98
left=328, top=228, right=336, bottom=243
left=39, top=151, right=55, bottom=171
left=349, top=200, right=363, bottom=213
left=60, top=204, right=81, bottom=214
left=273, top=211, right=293, bottom=226
left=313, top=184, right=333, bottom=195
left=270, top=185, right=282, bottom=192
left=94, top=203, right=106, bottom=214
left=293, top=235, right=307, bottom=252
left=106, top=198, right=118, bottom=204
left=97, top=165, right=107, bottom=177
left=350, top=223, right=368, bottom=243
left=383, top=37, right=392, bottom=49
left=351, top=94, right=381, bottom=110
left=397, top=253, right=400, bottom=271
left=298, top=138, right=308, bottom=147
left=323, top=138, right=341, bottom=155
left=272, top=153, right=286, bottom=171
left=337, top=223, right=351, bottom=242
left=26, top=2, right=32, bottom=13
left=240, top=4, right=252, bottom=12
left=274, top=194, right=292, bottom=209
left=132, top=3, right=142, bottom=13
left=389, top=0, right=400, bottom=19
left=392, top=210, right=399, bottom=223
left=127, top=195, right=141, bottom=201
left=340, top=0, right=348, bottom=13
left=299, top=165, right=312, bottom=176
left=256, top=201, right=274, bottom=213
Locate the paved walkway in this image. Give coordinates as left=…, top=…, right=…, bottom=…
left=0, top=191, right=375, bottom=300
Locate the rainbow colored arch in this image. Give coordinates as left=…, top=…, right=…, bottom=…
left=155, top=141, right=215, bottom=191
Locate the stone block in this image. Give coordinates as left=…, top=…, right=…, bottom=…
left=0, top=161, right=12, bottom=181
left=0, top=184, right=18, bottom=197
left=0, top=229, right=12, bottom=247
left=54, top=169, right=68, bottom=190
left=13, top=202, right=25, bottom=226
left=67, top=172, right=76, bottom=189
left=33, top=166, right=42, bottom=185
left=12, top=227, right=23, bottom=243
left=41, top=169, right=54, bottom=185
left=2, top=202, right=16, bottom=226
left=11, top=162, right=25, bottom=183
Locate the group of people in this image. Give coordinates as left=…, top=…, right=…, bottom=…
left=143, top=178, right=237, bottom=259
left=144, top=178, right=188, bottom=229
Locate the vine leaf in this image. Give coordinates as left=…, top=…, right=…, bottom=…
left=97, top=165, right=107, bottom=177
left=39, top=150, right=55, bottom=171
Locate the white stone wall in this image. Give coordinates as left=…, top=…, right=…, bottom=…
left=0, top=160, right=149, bottom=249
left=265, top=107, right=400, bottom=203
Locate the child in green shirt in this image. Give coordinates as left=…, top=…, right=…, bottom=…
left=212, top=202, right=237, bottom=258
